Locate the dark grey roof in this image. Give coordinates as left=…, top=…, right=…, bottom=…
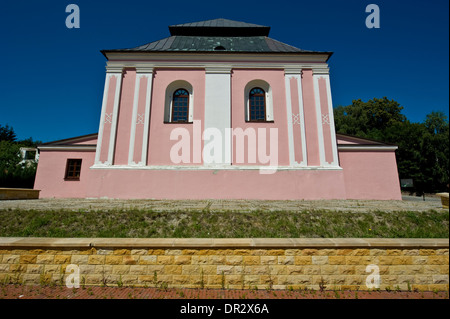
left=170, top=18, right=267, bottom=28
left=113, top=36, right=313, bottom=53
left=101, top=18, right=332, bottom=57
left=169, top=18, right=270, bottom=36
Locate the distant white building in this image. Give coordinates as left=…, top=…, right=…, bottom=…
left=18, top=147, right=39, bottom=166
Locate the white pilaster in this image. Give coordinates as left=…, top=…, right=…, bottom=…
left=94, top=72, right=112, bottom=165
left=141, top=70, right=153, bottom=166
left=313, top=73, right=326, bottom=167
left=323, top=74, right=339, bottom=167
left=285, top=69, right=307, bottom=167
left=284, top=73, right=296, bottom=166
left=107, top=69, right=123, bottom=165
left=296, top=71, right=308, bottom=167
left=204, top=66, right=232, bottom=166
left=128, top=68, right=153, bottom=166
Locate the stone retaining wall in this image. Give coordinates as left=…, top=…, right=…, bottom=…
left=0, top=238, right=448, bottom=291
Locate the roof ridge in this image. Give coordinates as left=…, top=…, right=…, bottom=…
left=169, top=18, right=268, bottom=28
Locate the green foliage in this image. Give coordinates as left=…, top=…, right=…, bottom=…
left=0, top=124, right=17, bottom=142
left=0, top=125, right=39, bottom=189
left=334, top=98, right=449, bottom=193
left=0, top=209, right=447, bottom=238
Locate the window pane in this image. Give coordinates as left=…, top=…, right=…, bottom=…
left=172, top=88, right=189, bottom=122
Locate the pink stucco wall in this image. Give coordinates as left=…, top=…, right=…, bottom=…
left=148, top=69, right=205, bottom=165
left=84, top=168, right=346, bottom=200
left=34, top=150, right=95, bottom=198
left=34, top=147, right=401, bottom=200
left=231, top=69, right=289, bottom=166
left=339, top=150, right=402, bottom=200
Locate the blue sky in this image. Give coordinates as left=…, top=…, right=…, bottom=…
left=0, top=0, right=448, bottom=142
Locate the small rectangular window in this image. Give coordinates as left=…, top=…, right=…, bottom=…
left=65, top=159, right=82, bottom=180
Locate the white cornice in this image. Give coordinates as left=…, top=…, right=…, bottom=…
left=338, top=145, right=398, bottom=151
left=105, top=66, right=124, bottom=73
left=39, top=145, right=96, bottom=151
left=106, top=61, right=330, bottom=75
left=90, top=164, right=343, bottom=171
left=105, top=52, right=330, bottom=63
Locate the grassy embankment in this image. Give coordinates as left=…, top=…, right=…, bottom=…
left=0, top=208, right=448, bottom=238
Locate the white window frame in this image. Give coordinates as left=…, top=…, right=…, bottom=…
left=244, top=80, right=274, bottom=122
left=164, top=80, right=194, bottom=123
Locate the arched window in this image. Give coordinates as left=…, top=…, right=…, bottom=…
left=171, top=89, right=189, bottom=122
left=249, top=87, right=266, bottom=121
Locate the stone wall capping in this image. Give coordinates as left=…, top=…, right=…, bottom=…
left=0, top=237, right=448, bottom=249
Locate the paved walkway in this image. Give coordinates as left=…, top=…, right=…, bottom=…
left=0, top=195, right=445, bottom=212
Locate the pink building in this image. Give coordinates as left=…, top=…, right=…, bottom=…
left=34, top=19, right=401, bottom=200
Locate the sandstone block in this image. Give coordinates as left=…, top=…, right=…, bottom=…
left=157, top=256, right=173, bottom=265
left=321, top=265, right=339, bottom=275
left=312, top=256, right=328, bottom=265
left=123, top=255, right=139, bottom=265
left=208, top=255, right=226, bottom=264
left=172, top=275, right=190, bottom=285
left=278, top=256, right=294, bottom=265
left=201, top=265, right=217, bottom=275
left=54, top=255, right=71, bottom=264
left=112, top=265, right=130, bottom=275
left=428, top=255, right=449, bottom=265
left=20, top=255, right=37, bottom=264
left=2, top=255, right=19, bottom=264
left=182, top=265, right=200, bottom=275
left=131, top=249, right=148, bottom=255
left=328, top=256, right=345, bottom=265
left=165, top=249, right=182, bottom=256
left=260, top=256, right=277, bottom=265
left=22, top=274, right=40, bottom=285
left=71, top=255, right=89, bottom=265
left=191, top=256, right=209, bottom=265
left=412, top=256, right=428, bottom=265
left=268, top=265, right=288, bottom=275
left=432, top=275, right=449, bottom=284
left=105, top=255, right=123, bottom=265
left=284, top=249, right=301, bottom=256
left=386, top=249, right=402, bottom=256
left=226, top=256, right=243, bottom=265
left=286, top=266, right=303, bottom=275
left=392, top=256, right=412, bottom=265
left=243, top=256, right=260, bottom=265
left=113, top=249, right=131, bottom=255
left=244, top=266, right=269, bottom=275
left=129, top=265, right=148, bottom=275
left=174, top=256, right=192, bottom=265
left=217, top=265, right=234, bottom=275
left=338, top=265, right=355, bottom=275
left=164, top=265, right=183, bottom=275
left=26, top=264, right=42, bottom=274
left=139, top=256, right=157, bottom=265
left=419, top=249, right=437, bottom=256
left=299, top=266, right=320, bottom=275
left=301, top=249, right=319, bottom=256
left=36, top=255, right=54, bottom=264
left=148, top=249, right=165, bottom=255
left=88, top=255, right=105, bottom=265
left=402, top=249, right=420, bottom=256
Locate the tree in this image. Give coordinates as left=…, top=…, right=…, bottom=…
left=334, top=98, right=449, bottom=194
left=0, top=125, right=39, bottom=188
left=0, top=124, right=17, bottom=142
left=334, top=97, right=406, bottom=141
